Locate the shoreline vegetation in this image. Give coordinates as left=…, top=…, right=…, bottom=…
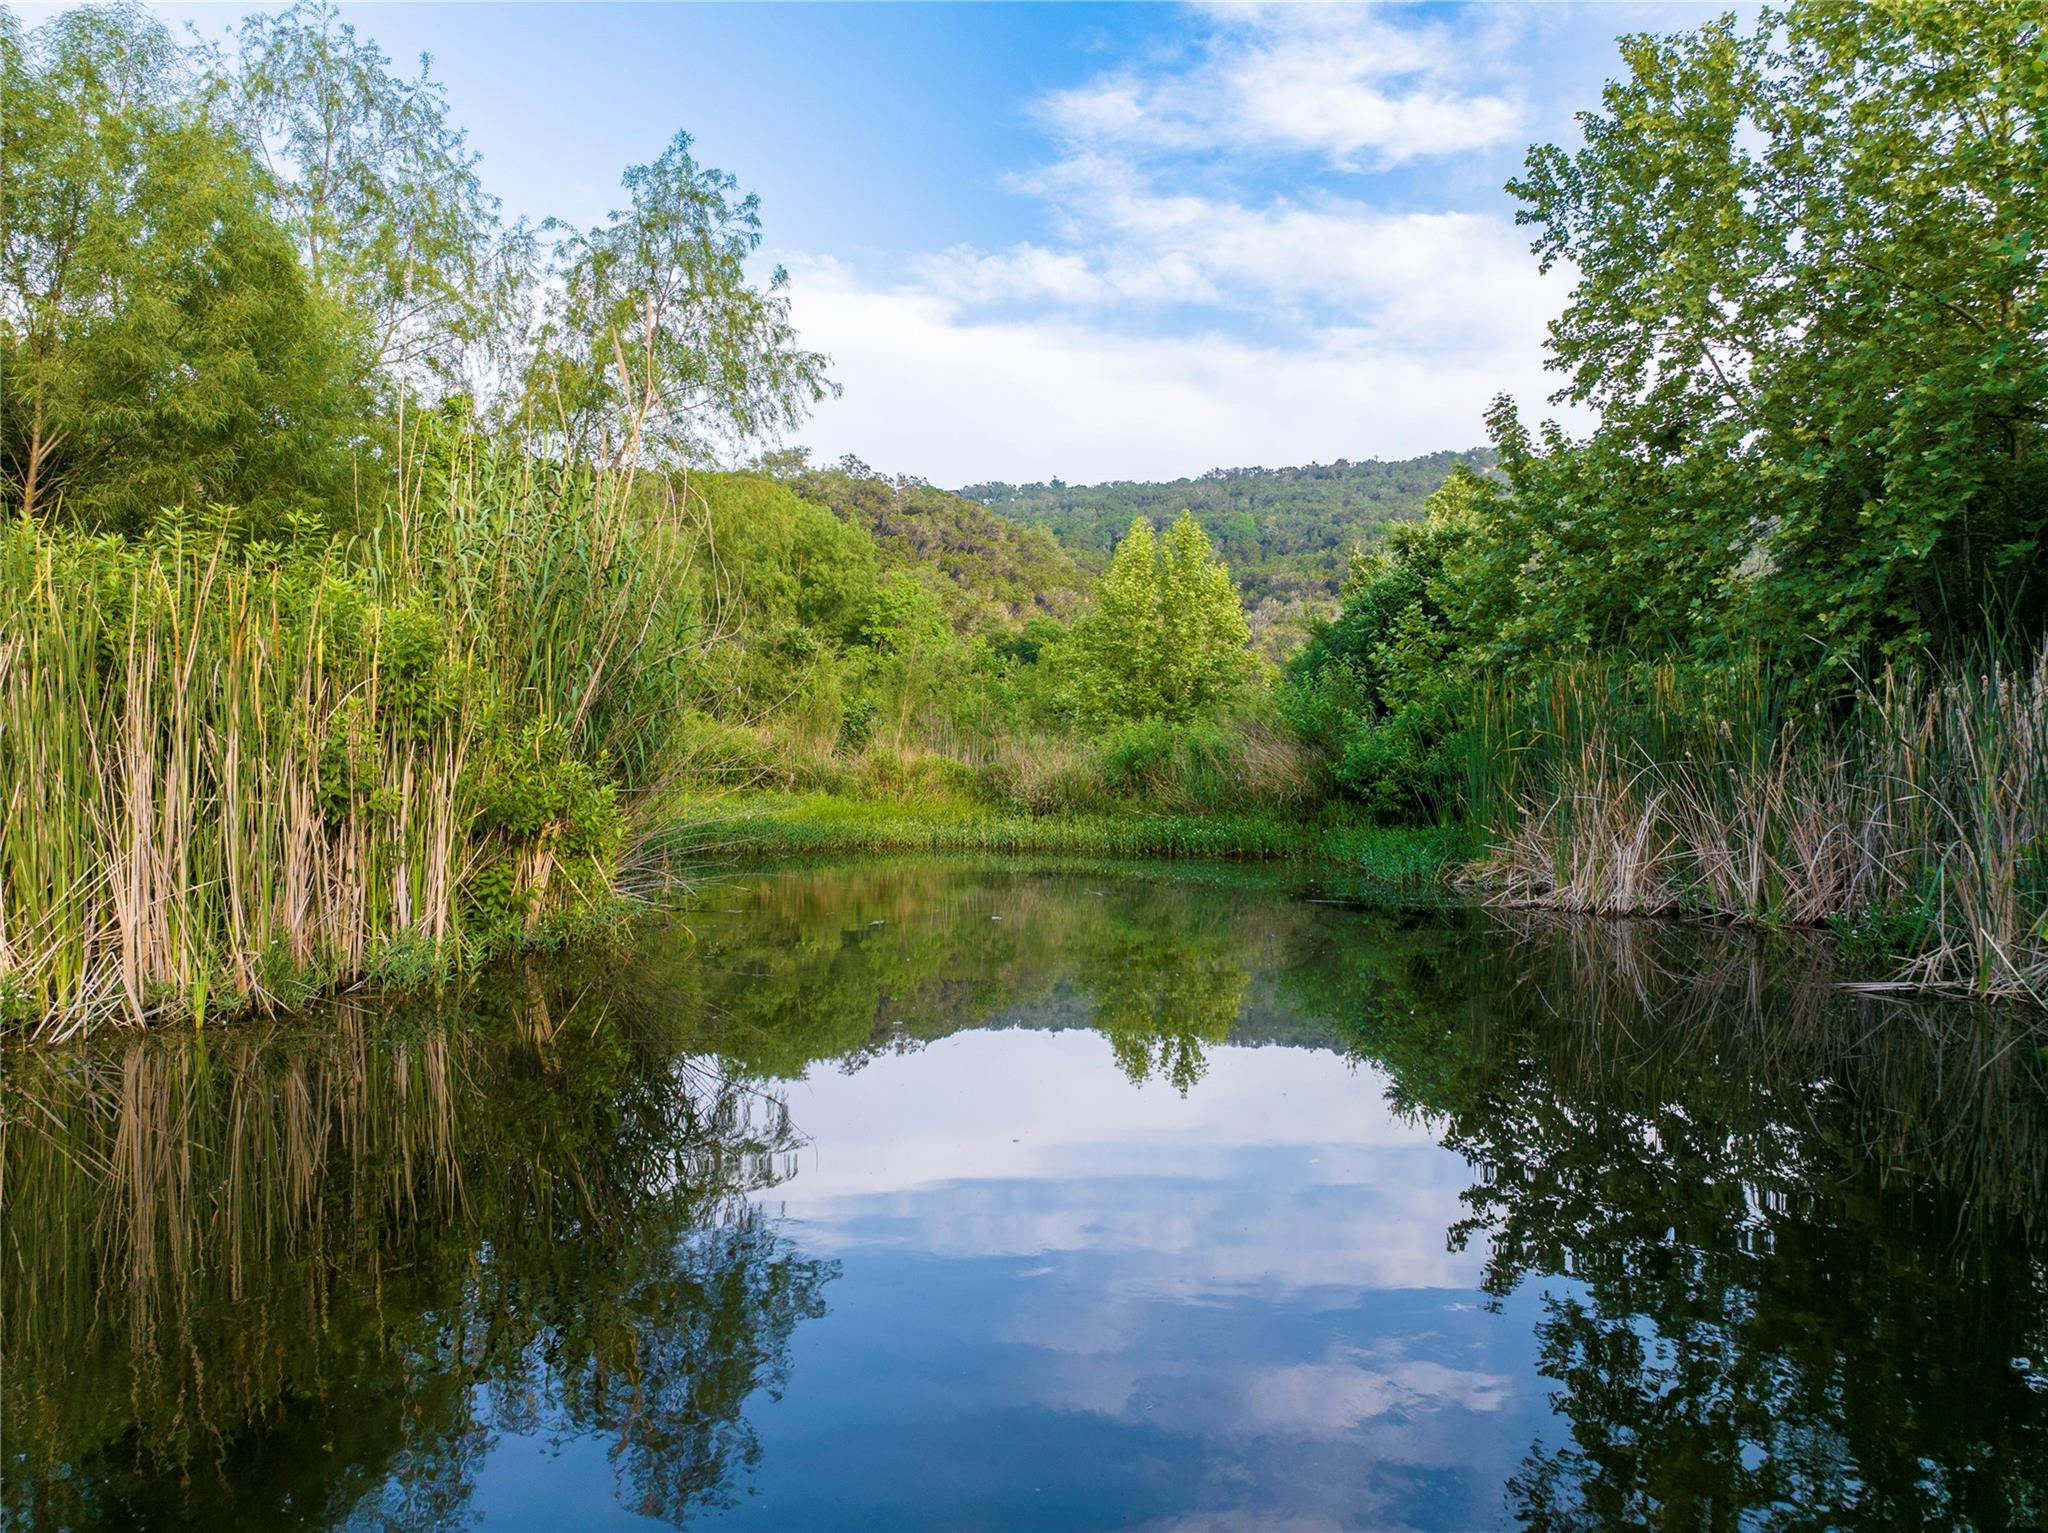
left=656, top=794, right=1476, bottom=881
left=4, top=0, right=2045, bottom=1038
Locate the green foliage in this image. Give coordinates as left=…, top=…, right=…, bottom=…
left=1494, top=1, right=2048, bottom=672
left=858, top=573, right=950, bottom=656
left=767, top=453, right=1092, bottom=630
left=1285, top=467, right=1494, bottom=821
left=220, top=0, right=520, bottom=397
left=695, top=471, right=877, bottom=643
left=666, top=463, right=1101, bottom=794
left=1071, top=516, right=1161, bottom=720
left=1097, top=718, right=1266, bottom=811
left=1, top=3, right=362, bottom=534
left=1290, top=2, right=2048, bottom=937
left=524, top=132, right=833, bottom=467
left=675, top=792, right=1469, bottom=878
left=962, top=449, right=1497, bottom=609
left=837, top=696, right=880, bottom=753
left=1068, top=512, right=1255, bottom=723
left=473, top=719, right=622, bottom=852
left=0, top=421, right=705, bottom=1034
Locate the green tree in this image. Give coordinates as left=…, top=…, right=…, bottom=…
left=695, top=472, right=878, bottom=645
left=219, top=1, right=523, bottom=400
left=1156, top=510, right=1257, bottom=718
left=1069, top=512, right=1254, bottom=722
left=1496, top=1, right=2048, bottom=670
left=0, top=4, right=359, bottom=532
left=961, top=449, right=1496, bottom=610
left=858, top=574, right=950, bottom=657
left=1071, top=516, right=1162, bottom=719
left=1287, top=466, right=1495, bottom=819
left=524, top=131, right=834, bottom=468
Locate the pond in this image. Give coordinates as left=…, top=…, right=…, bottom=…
left=4, top=857, right=2045, bottom=1530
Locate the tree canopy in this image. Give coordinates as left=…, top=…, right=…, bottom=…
left=523, top=132, right=834, bottom=469
left=963, top=450, right=1497, bottom=610
left=1, top=4, right=361, bottom=532
left=1069, top=512, right=1255, bottom=723
left=1292, top=0, right=2048, bottom=820
left=219, top=1, right=517, bottom=399
left=2, top=3, right=841, bottom=530
left=1494, top=0, right=2046, bottom=669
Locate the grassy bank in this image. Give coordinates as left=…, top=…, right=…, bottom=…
left=652, top=792, right=1475, bottom=887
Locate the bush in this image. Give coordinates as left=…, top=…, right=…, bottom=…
left=1093, top=715, right=1316, bottom=816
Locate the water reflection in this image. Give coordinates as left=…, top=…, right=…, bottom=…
left=2, top=991, right=833, bottom=1530
left=637, top=861, right=1298, bottom=1091
left=1329, top=915, right=2048, bottom=1530
left=3, top=859, right=2045, bottom=1529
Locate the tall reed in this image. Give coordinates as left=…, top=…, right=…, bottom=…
left=1468, top=648, right=2048, bottom=1003
left=1, top=527, right=473, bottom=1036
left=0, top=430, right=710, bottom=1038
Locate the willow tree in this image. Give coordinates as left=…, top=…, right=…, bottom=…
left=1070, top=512, right=1253, bottom=722
left=523, top=132, right=834, bottom=469
left=221, top=0, right=527, bottom=402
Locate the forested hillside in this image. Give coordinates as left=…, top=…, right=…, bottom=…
left=959, top=450, right=1495, bottom=608
left=761, top=456, right=1091, bottom=629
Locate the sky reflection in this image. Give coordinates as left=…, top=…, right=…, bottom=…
left=690, top=1028, right=1552, bottom=1532
left=12, top=860, right=2040, bottom=1531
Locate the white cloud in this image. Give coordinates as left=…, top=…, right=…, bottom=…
left=775, top=3, right=1576, bottom=484
left=1006, top=151, right=1559, bottom=346
left=763, top=1029, right=1489, bottom=1295
left=784, top=251, right=1566, bottom=485
left=1040, top=4, right=1527, bottom=170
left=910, top=240, right=1220, bottom=309
left=1243, top=1353, right=1515, bottom=1436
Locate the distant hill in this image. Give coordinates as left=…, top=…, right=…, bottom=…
left=772, top=457, right=1092, bottom=631
left=960, top=450, right=1494, bottom=626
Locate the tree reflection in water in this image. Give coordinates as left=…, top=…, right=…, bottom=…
left=5, top=860, right=2046, bottom=1530
left=630, top=860, right=1291, bottom=1091
left=1315, top=912, right=2048, bottom=1531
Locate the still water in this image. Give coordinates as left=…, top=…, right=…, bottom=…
left=4, top=858, right=2045, bottom=1530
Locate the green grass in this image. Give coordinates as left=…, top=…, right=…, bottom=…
left=652, top=791, right=1477, bottom=888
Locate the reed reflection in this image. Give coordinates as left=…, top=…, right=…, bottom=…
left=1, top=974, right=833, bottom=1530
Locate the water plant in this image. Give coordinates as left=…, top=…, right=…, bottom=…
left=0, top=426, right=707, bottom=1039
left=1467, top=649, right=2048, bottom=1004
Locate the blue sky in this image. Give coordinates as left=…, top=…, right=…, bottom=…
left=44, top=2, right=1724, bottom=484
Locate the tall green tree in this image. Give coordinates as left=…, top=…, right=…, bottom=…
left=523, top=132, right=834, bottom=468
left=1155, top=510, right=1256, bottom=719
left=1497, top=1, right=2047, bottom=669
left=1070, top=512, right=1253, bottom=722
left=1, top=4, right=359, bottom=532
left=219, top=1, right=524, bottom=399
left=1071, top=517, right=1163, bottom=721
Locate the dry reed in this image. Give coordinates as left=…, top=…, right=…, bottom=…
left=1472, top=649, right=2048, bottom=1003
